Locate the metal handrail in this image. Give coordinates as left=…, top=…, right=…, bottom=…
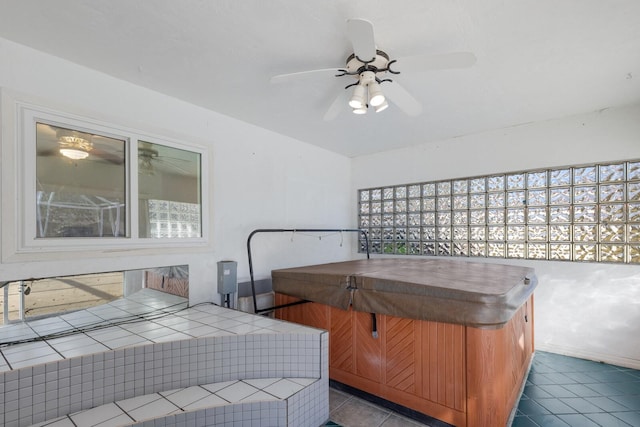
left=246, top=228, right=370, bottom=314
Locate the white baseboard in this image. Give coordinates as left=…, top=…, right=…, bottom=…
left=536, top=343, right=640, bottom=370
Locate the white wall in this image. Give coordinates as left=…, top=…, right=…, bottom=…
left=352, top=104, right=640, bottom=369
left=0, top=37, right=354, bottom=306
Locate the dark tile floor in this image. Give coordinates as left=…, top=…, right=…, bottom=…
left=327, top=351, right=640, bottom=427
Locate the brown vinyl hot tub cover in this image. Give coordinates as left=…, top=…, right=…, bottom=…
left=272, top=258, right=537, bottom=328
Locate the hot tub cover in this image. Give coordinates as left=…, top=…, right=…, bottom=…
left=272, top=258, right=537, bottom=328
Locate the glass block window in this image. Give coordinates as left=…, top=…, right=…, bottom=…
left=147, top=199, right=201, bottom=238
left=358, top=159, right=640, bottom=264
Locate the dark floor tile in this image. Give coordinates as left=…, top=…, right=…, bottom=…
left=609, top=380, right=640, bottom=395
left=556, top=414, right=601, bottom=427
left=585, top=381, right=625, bottom=396
left=584, top=396, right=631, bottom=412
left=528, top=414, right=570, bottom=427
left=558, top=397, right=605, bottom=413
left=511, top=416, right=539, bottom=427
left=517, top=399, right=551, bottom=416
left=609, top=393, right=640, bottom=410
left=537, top=384, right=578, bottom=398
left=585, top=412, right=634, bottom=427
left=535, top=398, right=578, bottom=414
left=612, top=411, right=640, bottom=426
left=523, top=385, right=553, bottom=399
left=528, top=372, right=561, bottom=385
left=561, top=383, right=601, bottom=397
left=585, top=369, right=639, bottom=383
left=561, top=371, right=598, bottom=384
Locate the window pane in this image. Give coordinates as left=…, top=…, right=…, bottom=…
left=36, top=123, right=126, bottom=238
left=138, top=141, right=201, bottom=238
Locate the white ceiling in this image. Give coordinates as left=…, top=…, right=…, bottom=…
left=1, top=0, right=639, bottom=157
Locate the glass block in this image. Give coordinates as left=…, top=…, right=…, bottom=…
left=600, top=244, right=625, bottom=262
left=488, top=192, right=505, bottom=208
left=488, top=226, right=505, bottom=241
left=437, top=226, right=451, bottom=240
left=470, top=194, right=486, bottom=208
left=422, top=212, right=436, bottom=226
left=600, top=224, right=625, bottom=242
left=453, top=242, right=468, bottom=256
left=359, top=216, right=370, bottom=228
left=438, top=242, right=451, bottom=256
left=470, top=226, right=486, bottom=241
left=361, top=239, right=375, bottom=253
left=507, top=226, right=525, bottom=241
left=395, top=186, right=407, bottom=198
left=488, top=209, right=505, bottom=224
left=408, top=185, right=421, bottom=198
left=383, top=242, right=395, bottom=254
left=360, top=203, right=370, bottom=215
left=487, top=243, right=505, bottom=257
left=629, top=224, right=640, bottom=242
left=599, top=204, right=625, bottom=223
left=422, top=183, right=436, bottom=197
left=528, top=243, right=547, bottom=259
left=422, top=242, right=436, bottom=255
left=549, top=187, right=571, bottom=205
left=574, top=166, right=596, bottom=185
left=408, top=228, right=420, bottom=241
left=629, top=245, right=640, bottom=263
left=395, top=228, right=407, bottom=240
left=371, top=202, right=382, bottom=214
left=453, top=226, right=468, bottom=240
left=383, top=201, right=394, bottom=213
left=488, top=175, right=505, bottom=192
left=371, top=215, right=382, bottom=227
left=599, top=184, right=625, bottom=202
left=370, top=241, right=382, bottom=254
left=629, top=203, right=640, bottom=222
left=629, top=182, right=640, bottom=201
left=470, top=209, right=486, bottom=225
left=383, top=187, right=394, bottom=199
left=437, top=181, right=451, bottom=196
left=574, top=186, right=597, bottom=204
left=470, top=178, right=486, bottom=193
left=628, top=161, right=640, bottom=181
left=507, top=173, right=525, bottom=190
left=573, top=225, right=597, bottom=242
left=423, top=197, right=436, bottom=211
left=383, top=214, right=394, bottom=227
left=408, top=213, right=421, bottom=227
left=453, top=180, right=468, bottom=194
left=408, top=199, right=421, bottom=212
left=550, top=225, right=571, bottom=241
left=507, top=208, right=525, bottom=224
left=507, top=243, right=525, bottom=258
left=550, top=244, right=571, bottom=260
left=599, top=163, right=624, bottom=182
left=453, top=195, right=468, bottom=210
left=383, top=228, right=394, bottom=240
left=438, top=212, right=452, bottom=226
left=437, top=196, right=451, bottom=211
left=574, top=244, right=596, bottom=261
left=528, top=189, right=547, bottom=206
left=507, top=191, right=526, bottom=207
left=453, top=211, right=468, bottom=225
left=395, top=214, right=407, bottom=227
left=395, top=200, right=407, bottom=212
left=359, top=190, right=370, bottom=202
left=422, top=226, right=436, bottom=240
left=550, top=206, right=571, bottom=223
left=574, top=205, right=597, bottom=223
left=408, top=242, right=421, bottom=255
left=528, top=207, right=547, bottom=224
left=371, top=189, right=382, bottom=200
left=550, top=168, right=571, bottom=187
left=396, top=242, right=407, bottom=254
left=527, top=171, right=547, bottom=188
left=370, top=228, right=382, bottom=239
left=469, top=242, right=486, bottom=257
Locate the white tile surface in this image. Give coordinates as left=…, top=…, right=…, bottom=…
left=182, top=393, right=228, bottom=411
left=214, top=381, right=260, bottom=403
left=70, top=402, right=128, bottom=426
left=160, top=386, right=211, bottom=408
left=263, top=379, right=306, bottom=399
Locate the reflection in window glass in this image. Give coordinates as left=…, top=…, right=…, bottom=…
left=138, top=141, right=201, bottom=238
left=36, top=123, right=126, bottom=238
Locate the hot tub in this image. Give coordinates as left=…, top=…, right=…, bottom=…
left=272, top=258, right=537, bottom=427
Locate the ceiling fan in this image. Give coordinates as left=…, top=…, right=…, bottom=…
left=270, top=18, right=476, bottom=120
left=36, top=127, right=125, bottom=164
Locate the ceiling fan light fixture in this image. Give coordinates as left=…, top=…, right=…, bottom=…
left=368, top=81, right=385, bottom=107
left=352, top=105, right=367, bottom=115
left=348, top=84, right=367, bottom=109
left=375, top=100, right=389, bottom=113
left=60, top=148, right=90, bottom=160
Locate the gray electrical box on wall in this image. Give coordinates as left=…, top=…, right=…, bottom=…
left=217, top=260, right=238, bottom=294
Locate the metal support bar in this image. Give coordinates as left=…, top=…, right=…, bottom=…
left=246, top=228, right=370, bottom=314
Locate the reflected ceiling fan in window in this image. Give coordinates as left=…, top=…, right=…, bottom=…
left=137, top=141, right=195, bottom=176
left=270, top=18, right=476, bottom=120
left=36, top=125, right=125, bottom=164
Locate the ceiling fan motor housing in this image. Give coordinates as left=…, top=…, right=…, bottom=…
left=346, top=49, right=390, bottom=78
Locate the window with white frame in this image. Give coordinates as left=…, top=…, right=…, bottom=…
left=358, top=160, right=640, bottom=264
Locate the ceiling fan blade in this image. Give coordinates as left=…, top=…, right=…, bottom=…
left=323, top=89, right=349, bottom=121
left=396, top=51, right=477, bottom=72
left=383, top=80, right=422, bottom=117
left=270, top=68, right=342, bottom=84
left=347, top=18, right=376, bottom=62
